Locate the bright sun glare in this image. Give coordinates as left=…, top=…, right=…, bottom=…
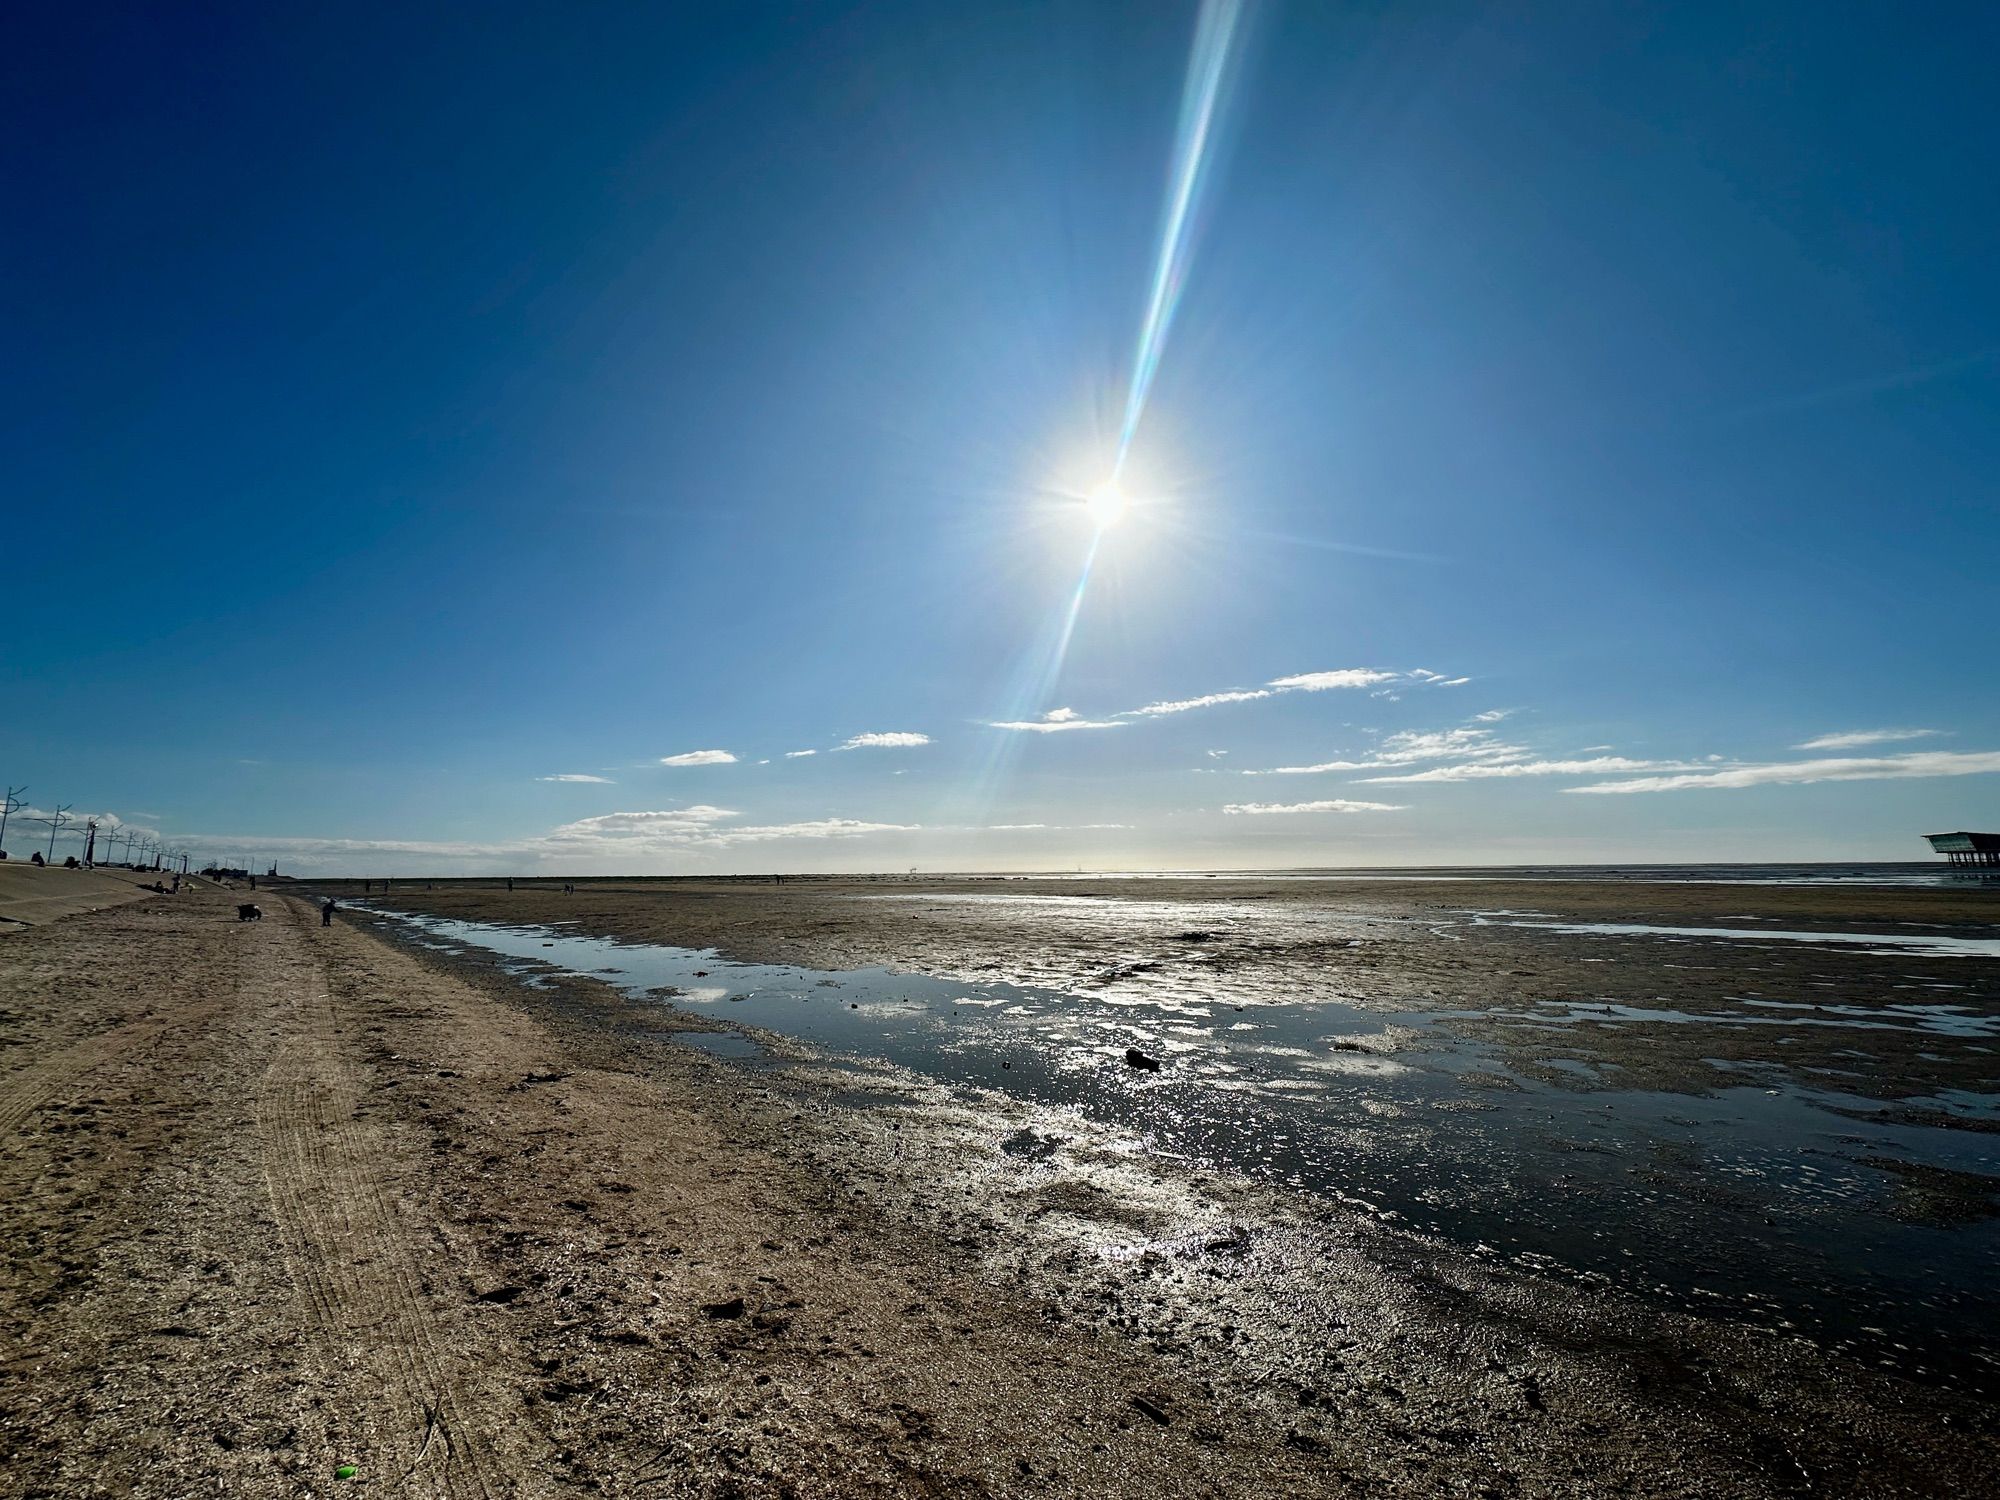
left=1086, top=482, right=1128, bottom=530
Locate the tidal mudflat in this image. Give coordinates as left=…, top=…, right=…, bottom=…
left=309, top=869, right=1999, bottom=1491
left=359, top=892, right=1998, bottom=1393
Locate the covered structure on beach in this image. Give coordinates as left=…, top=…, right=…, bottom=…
left=1924, top=831, right=2000, bottom=867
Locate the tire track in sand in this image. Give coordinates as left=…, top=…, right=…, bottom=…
left=255, top=898, right=518, bottom=1498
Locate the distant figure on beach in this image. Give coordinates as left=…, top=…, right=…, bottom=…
left=321, top=897, right=336, bottom=927
left=507, top=878, right=513, bottom=892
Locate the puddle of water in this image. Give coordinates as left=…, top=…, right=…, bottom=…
left=364, top=905, right=2000, bottom=1395
left=673, top=1031, right=769, bottom=1060
left=1459, top=996, right=2000, bottom=1040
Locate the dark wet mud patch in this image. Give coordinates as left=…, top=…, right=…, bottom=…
left=1866, top=1158, right=2000, bottom=1227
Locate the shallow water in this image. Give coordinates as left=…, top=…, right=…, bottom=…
left=368, top=906, right=2000, bottom=1393
left=1476, top=914, right=2000, bottom=959
left=894, top=861, right=2000, bottom=890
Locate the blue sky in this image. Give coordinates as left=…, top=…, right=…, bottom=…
left=4, top=0, right=1996, bottom=874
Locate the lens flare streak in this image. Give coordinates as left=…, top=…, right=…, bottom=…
left=1115, top=0, right=1247, bottom=476
left=973, top=2, right=1248, bottom=813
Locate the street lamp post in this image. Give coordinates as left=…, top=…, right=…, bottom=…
left=0, top=785, right=25, bottom=853
left=38, top=804, right=72, bottom=862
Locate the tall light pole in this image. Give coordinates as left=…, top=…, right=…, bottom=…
left=0, top=785, right=24, bottom=853
left=37, top=803, right=72, bottom=862
left=83, top=819, right=98, bottom=866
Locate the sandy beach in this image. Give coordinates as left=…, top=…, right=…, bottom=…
left=15, top=0, right=1999, bottom=1490
left=2, top=869, right=1995, bottom=1496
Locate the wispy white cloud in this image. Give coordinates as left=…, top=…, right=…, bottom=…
left=536, top=773, right=615, bottom=784
left=1794, top=728, right=1944, bottom=751
left=989, top=707, right=1125, bottom=733
left=543, top=805, right=913, bottom=848
left=547, top=806, right=738, bottom=838
left=783, top=749, right=818, bottom=758
left=1373, top=728, right=1520, bottom=764
left=1125, top=666, right=1460, bottom=719
left=1268, top=669, right=1399, bottom=692
left=1570, top=749, right=2000, bottom=795
left=659, top=749, right=737, bottom=767
left=1471, top=708, right=1514, bottom=723
left=708, top=818, right=916, bottom=844
left=1127, top=688, right=1274, bottom=717
left=1251, top=726, right=1523, bottom=775
left=163, top=802, right=919, bottom=872
left=835, top=731, right=931, bottom=751
left=167, top=833, right=526, bottom=862
left=1362, top=756, right=1703, bottom=785
left=1246, top=758, right=1374, bottom=775
left=1224, top=799, right=1406, bottom=815
left=10, top=807, right=162, bottom=845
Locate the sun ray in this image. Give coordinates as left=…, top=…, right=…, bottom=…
left=1114, top=0, right=1248, bottom=478
left=967, top=2, right=1248, bottom=821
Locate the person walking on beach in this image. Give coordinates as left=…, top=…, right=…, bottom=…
left=321, top=897, right=336, bottom=927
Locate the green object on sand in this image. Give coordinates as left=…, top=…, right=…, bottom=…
left=335, top=1464, right=357, bottom=1479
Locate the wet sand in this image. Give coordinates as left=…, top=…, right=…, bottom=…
left=325, top=873, right=2000, bottom=1110
left=4, top=875, right=1996, bottom=1495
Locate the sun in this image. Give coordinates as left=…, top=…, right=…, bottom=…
left=1085, top=482, right=1128, bottom=530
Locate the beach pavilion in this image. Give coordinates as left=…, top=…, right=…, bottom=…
left=1924, top=831, right=2000, bottom=867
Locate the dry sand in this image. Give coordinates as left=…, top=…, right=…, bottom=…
left=2, top=876, right=1995, bottom=1496
left=0, top=863, right=170, bottom=932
